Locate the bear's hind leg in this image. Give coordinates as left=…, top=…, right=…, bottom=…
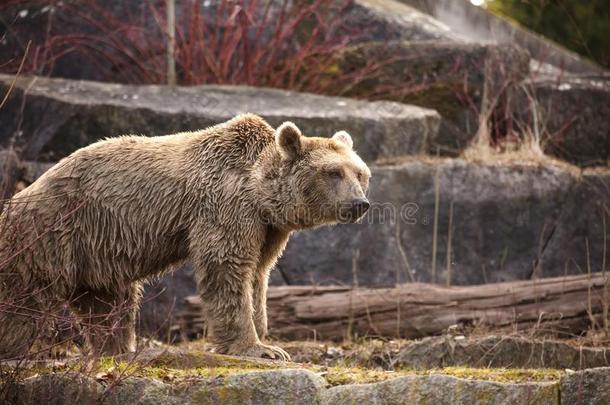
left=0, top=292, right=60, bottom=360
left=71, top=282, right=142, bottom=356
left=0, top=304, right=38, bottom=359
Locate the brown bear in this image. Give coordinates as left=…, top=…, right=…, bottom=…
left=0, top=114, right=371, bottom=360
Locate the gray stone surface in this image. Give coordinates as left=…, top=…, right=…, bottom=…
left=334, top=40, right=530, bottom=154
left=20, top=161, right=54, bottom=185
left=401, top=0, right=605, bottom=74
left=4, top=368, right=569, bottom=405
left=0, top=149, right=21, bottom=201
left=9, top=363, right=610, bottom=404
left=539, top=168, right=610, bottom=278
left=5, top=373, right=101, bottom=405
left=560, top=367, right=610, bottom=405
left=0, top=0, right=453, bottom=84
left=139, top=265, right=198, bottom=342
left=344, top=0, right=454, bottom=42
left=395, top=336, right=610, bottom=370
left=518, top=75, right=610, bottom=167
left=322, top=374, right=559, bottom=405
left=279, top=158, right=588, bottom=286
left=191, top=369, right=326, bottom=405
left=0, top=74, right=439, bottom=163
left=102, top=377, right=183, bottom=405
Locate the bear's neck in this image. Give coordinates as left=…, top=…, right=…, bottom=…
left=250, top=144, right=302, bottom=232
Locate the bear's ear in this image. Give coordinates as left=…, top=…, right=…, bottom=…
left=276, top=121, right=302, bottom=160
left=332, top=131, right=353, bottom=149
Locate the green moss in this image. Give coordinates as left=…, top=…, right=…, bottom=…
left=322, top=365, right=402, bottom=385
left=415, top=366, right=563, bottom=383
left=3, top=342, right=566, bottom=389
left=146, top=349, right=280, bottom=371
left=13, top=359, right=567, bottom=387
left=318, top=365, right=564, bottom=386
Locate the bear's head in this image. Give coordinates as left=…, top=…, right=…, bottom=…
left=268, top=121, right=371, bottom=229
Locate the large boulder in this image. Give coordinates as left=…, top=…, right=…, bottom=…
left=0, top=74, right=439, bottom=163
left=331, top=41, right=530, bottom=154
left=395, top=335, right=610, bottom=370
left=560, top=367, right=610, bottom=405
left=0, top=0, right=453, bottom=83
left=279, top=158, right=587, bottom=286
left=322, top=374, right=558, bottom=405
left=138, top=265, right=198, bottom=341
left=401, top=0, right=605, bottom=74
left=343, top=0, right=453, bottom=43
left=6, top=366, right=568, bottom=405
left=517, top=74, right=610, bottom=167
left=4, top=373, right=101, bottom=405
left=539, top=168, right=609, bottom=277
left=0, top=1, right=158, bottom=82
left=192, top=369, right=326, bottom=405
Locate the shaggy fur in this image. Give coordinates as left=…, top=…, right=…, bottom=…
left=0, top=114, right=371, bottom=359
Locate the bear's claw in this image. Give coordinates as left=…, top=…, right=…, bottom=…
left=228, top=343, right=291, bottom=361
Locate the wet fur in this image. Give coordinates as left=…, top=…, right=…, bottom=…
left=0, top=114, right=370, bottom=359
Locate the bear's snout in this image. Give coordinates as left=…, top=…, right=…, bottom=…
left=338, top=197, right=370, bottom=223
left=351, top=197, right=370, bottom=218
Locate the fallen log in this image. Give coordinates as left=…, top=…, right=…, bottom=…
left=175, top=274, right=609, bottom=341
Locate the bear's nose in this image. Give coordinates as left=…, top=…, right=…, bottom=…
left=351, top=198, right=370, bottom=217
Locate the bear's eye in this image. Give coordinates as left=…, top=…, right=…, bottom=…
left=326, top=169, right=343, bottom=179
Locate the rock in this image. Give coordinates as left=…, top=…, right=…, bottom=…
left=0, top=1, right=157, bottom=82
left=0, top=149, right=21, bottom=201
left=20, top=161, right=55, bottom=184
left=122, top=346, right=289, bottom=370
left=4, top=365, right=572, bottom=405
left=0, top=74, right=439, bottom=163
left=102, top=377, right=183, bottom=405
left=321, top=374, right=559, bottom=405
left=539, top=168, right=610, bottom=278
left=4, top=362, right=325, bottom=404
left=279, top=158, right=582, bottom=286
left=395, top=336, right=610, bottom=370
left=343, top=0, right=453, bottom=42
left=4, top=373, right=101, bottom=405
left=560, top=367, right=610, bottom=405
left=518, top=75, right=610, bottom=167
left=0, top=0, right=452, bottom=83
left=332, top=41, right=530, bottom=154
left=402, top=0, right=605, bottom=74
left=139, top=265, right=198, bottom=342
left=191, top=369, right=326, bottom=405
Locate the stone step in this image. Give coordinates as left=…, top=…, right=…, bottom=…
left=517, top=73, right=610, bottom=167
left=330, top=40, right=531, bottom=155
left=345, top=0, right=454, bottom=42
left=278, top=158, right=609, bottom=286
left=0, top=74, right=440, bottom=164
left=9, top=363, right=610, bottom=404
left=0, top=0, right=454, bottom=84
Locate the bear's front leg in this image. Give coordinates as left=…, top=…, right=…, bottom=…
left=195, top=260, right=290, bottom=361
left=252, top=270, right=269, bottom=339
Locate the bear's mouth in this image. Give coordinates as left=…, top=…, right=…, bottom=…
left=337, top=202, right=370, bottom=224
